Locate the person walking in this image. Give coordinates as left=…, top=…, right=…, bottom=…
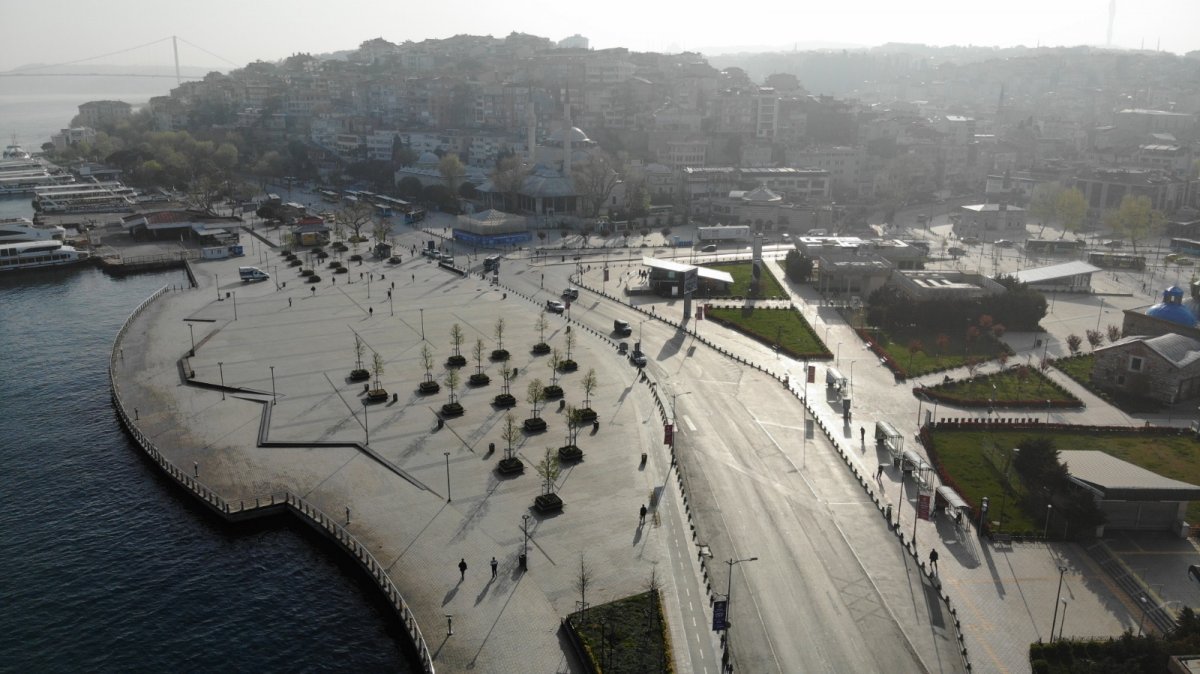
left=639, top=504, right=648, bottom=524
left=458, top=558, right=468, bottom=580
left=490, top=557, right=498, bottom=579
left=929, top=549, right=939, bottom=576
left=860, top=426, right=866, bottom=449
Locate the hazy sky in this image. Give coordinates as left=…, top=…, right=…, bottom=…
left=3, top=0, right=1198, bottom=72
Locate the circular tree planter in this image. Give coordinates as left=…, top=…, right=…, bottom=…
left=334, top=267, right=348, bottom=274
left=441, top=402, right=464, bottom=417
left=571, top=408, right=597, bottom=424
left=531, top=343, right=551, bottom=355
left=523, top=417, right=547, bottom=432
left=349, top=254, right=363, bottom=262
left=497, top=457, right=524, bottom=475
left=308, top=275, right=322, bottom=283
left=349, top=369, right=370, bottom=382
left=418, top=381, right=441, bottom=395
left=558, top=360, right=578, bottom=373
left=468, top=373, right=490, bottom=387
left=490, top=349, right=510, bottom=362
left=300, top=269, right=314, bottom=277
left=543, top=385, right=563, bottom=400
left=558, top=445, right=583, bottom=462
left=493, top=393, right=516, bottom=407
left=447, top=355, right=467, bottom=367
left=534, top=493, right=563, bottom=513
left=288, top=259, right=302, bottom=267
left=328, top=261, right=341, bottom=269
left=367, top=389, right=389, bottom=402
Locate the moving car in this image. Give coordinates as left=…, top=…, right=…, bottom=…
left=238, top=266, right=270, bottom=282
left=562, top=287, right=579, bottom=300
left=614, top=320, right=632, bottom=336
left=994, top=239, right=1015, bottom=248
left=629, top=349, right=646, bottom=367
left=546, top=300, right=566, bottom=314
left=701, top=244, right=717, bottom=252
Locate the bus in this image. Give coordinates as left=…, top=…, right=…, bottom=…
left=317, top=189, right=339, bottom=203
left=1088, top=252, right=1146, bottom=270
left=1170, top=238, right=1200, bottom=255
left=1026, top=239, right=1085, bottom=255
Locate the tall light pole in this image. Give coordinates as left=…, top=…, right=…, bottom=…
left=444, top=451, right=451, bottom=502
left=522, top=514, right=531, bottom=558
left=420, top=308, right=425, bottom=341
left=848, top=360, right=855, bottom=391
left=215, top=274, right=220, bottom=301
left=1050, top=565, right=1067, bottom=639
left=671, top=390, right=692, bottom=426
left=364, top=399, right=369, bottom=445
left=270, top=366, right=276, bottom=406
left=1096, top=297, right=1104, bottom=331
left=836, top=341, right=843, bottom=365
left=218, top=361, right=225, bottom=400
left=1137, top=595, right=1150, bottom=636
left=188, top=323, right=195, bottom=357
left=724, top=556, right=758, bottom=635
left=824, top=325, right=831, bottom=344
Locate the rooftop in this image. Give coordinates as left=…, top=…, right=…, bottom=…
left=1060, top=450, right=1200, bottom=501
left=1011, top=261, right=1100, bottom=284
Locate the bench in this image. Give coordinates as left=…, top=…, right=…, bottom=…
left=991, top=532, right=1013, bottom=547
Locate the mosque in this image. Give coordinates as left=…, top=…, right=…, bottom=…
left=1092, top=285, right=1200, bottom=404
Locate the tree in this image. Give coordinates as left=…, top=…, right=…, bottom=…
left=494, top=318, right=506, bottom=352
left=473, top=338, right=486, bottom=376
left=536, top=447, right=561, bottom=496
left=397, top=176, right=423, bottom=198
left=565, top=330, right=576, bottom=362
left=549, top=348, right=563, bottom=385
left=336, top=200, right=376, bottom=245
left=1054, top=188, right=1087, bottom=239
left=626, top=178, right=651, bottom=221
left=1085, top=329, right=1104, bottom=351
left=490, top=156, right=528, bottom=211
left=1028, top=183, right=1062, bottom=225
left=371, top=352, right=385, bottom=392
left=445, top=368, right=461, bottom=405
left=575, top=552, right=593, bottom=618
left=501, top=412, right=521, bottom=461
left=784, top=249, right=814, bottom=282
left=450, top=323, right=465, bottom=359
left=1105, top=195, right=1164, bottom=252
left=421, top=344, right=435, bottom=383
left=581, top=368, right=598, bottom=408
left=574, top=152, right=621, bottom=218
left=1066, top=334, right=1082, bottom=355
left=371, top=220, right=391, bottom=248
left=907, top=339, right=924, bottom=372
left=1106, top=324, right=1123, bottom=343
left=438, top=154, right=466, bottom=198
left=535, top=315, right=549, bottom=347
left=527, top=379, right=546, bottom=419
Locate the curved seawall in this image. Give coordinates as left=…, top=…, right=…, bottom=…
left=109, top=286, right=435, bottom=673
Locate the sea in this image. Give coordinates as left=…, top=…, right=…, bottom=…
left=0, top=82, right=413, bottom=672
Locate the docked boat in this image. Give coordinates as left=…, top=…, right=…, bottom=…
left=34, top=181, right=136, bottom=213
left=0, top=157, right=75, bottom=196
left=2, top=142, right=31, bottom=160
left=0, top=217, right=66, bottom=243
left=0, top=239, right=91, bottom=272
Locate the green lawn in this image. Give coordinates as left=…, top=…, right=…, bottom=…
left=1053, top=354, right=1164, bottom=414
left=874, top=330, right=1010, bottom=377
left=932, top=428, right=1200, bottom=527
left=923, top=368, right=1080, bottom=406
left=570, top=591, right=673, bottom=673
left=707, top=306, right=829, bottom=358
left=703, top=262, right=787, bottom=298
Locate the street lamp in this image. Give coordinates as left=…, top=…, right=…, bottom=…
left=218, top=361, right=225, bottom=400
left=824, top=325, right=832, bottom=344
left=848, top=360, right=855, bottom=391
left=1050, top=565, right=1068, bottom=640
left=232, top=291, right=237, bottom=321
left=836, top=341, right=843, bottom=365
left=522, top=514, right=531, bottom=558
left=270, top=366, right=276, bottom=406
left=724, top=556, right=759, bottom=633
left=444, top=451, right=452, bottom=502
left=420, top=308, right=425, bottom=341
left=188, top=323, right=195, bottom=357
left=1137, top=595, right=1150, bottom=636
left=671, top=390, right=692, bottom=426
left=1044, top=504, right=1052, bottom=538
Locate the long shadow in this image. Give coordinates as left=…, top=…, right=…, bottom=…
left=934, top=514, right=980, bottom=569
left=979, top=541, right=1007, bottom=598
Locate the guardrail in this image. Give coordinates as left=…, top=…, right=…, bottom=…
left=108, top=285, right=435, bottom=673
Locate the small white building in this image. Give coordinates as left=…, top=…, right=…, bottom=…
left=1010, top=261, right=1101, bottom=293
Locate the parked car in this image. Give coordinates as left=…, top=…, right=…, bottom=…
left=546, top=300, right=566, bottom=314
left=629, top=350, right=647, bottom=367
left=614, top=320, right=632, bottom=337
left=994, top=239, right=1015, bottom=248
left=1103, top=240, right=1124, bottom=249
left=947, top=246, right=966, bottom=257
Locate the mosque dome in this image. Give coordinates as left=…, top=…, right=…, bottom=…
left=416, top=151, right=441, bottom=167
left=547, top=126, right=592, bottom=144
left=1147, top=285, right=1198, bottom=328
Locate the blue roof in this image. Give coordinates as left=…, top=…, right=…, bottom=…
left=1147, top=301, right=1197, bottom=327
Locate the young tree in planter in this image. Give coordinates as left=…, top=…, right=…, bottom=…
left=442, top=368, right=463, bottom=415
left=1106, top=324, right=1123, bottom=343
left=448, top=324, right=466, bottom=367
left=534, top=447, right=563, bottom=512
left=418, top=343, right=440, bottom=394
left=559, top=404, right=583, bottom=462
left=544, top=349, right=564, bottom=399
left=1085, top=329, right=1104, bottom=351
left=560, top=330, right=578, bottom=371
left=524, top=378, right=547, bottom=431
left=492, top=317, right=509, bottom=361
left=470, top=338, right=490, bottom=386
left=573, top=368, right=598, bottom=423
left=532, top=314, right=551, bottom=354
left=350, top=334, right=369, bottom=381
left=369, top=352, right=387, bottom=399
left=497, top=412, right=524, bottom=474
left=494, top=365, right=516, bottom=407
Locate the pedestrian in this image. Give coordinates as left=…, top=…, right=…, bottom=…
left=458, top=558, right=468, bottom=580
left=929, top=549, right=939, bottom=575
left=369, top=307, right=373, bottom=317
left=639, top=504, right=647, bottom=524
left=490, top=556, right=498, bottom=579
left=876, top=464, right=885, bottom=480
left=288, top=297, right=292, bottom=307
left=412, top=274, right=415, bottom=282
left=860, top=426, right=866, bottom=447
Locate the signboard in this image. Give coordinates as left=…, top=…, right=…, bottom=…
left=917, top=493, right=931, bottom=520
left=683, top=267, right=699, bottom=295
left=805, top=419, right=815, bottom=439
left=807, top=365, right=816, bottom=384
left=603, top=268, right=609, bottom=282
left=712, top=600, right=728, bottom=631
left=664, top=423, right=674, bottom=445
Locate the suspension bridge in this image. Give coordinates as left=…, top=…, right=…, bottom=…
left=0, top=36, right=241, bottom=83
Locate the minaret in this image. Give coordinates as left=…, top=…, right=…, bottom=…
left=562, top=87, right=573, bottom=177
left=1107, top=0, right=1116, bottom=47
left=526, top=94, right=537, bottom=166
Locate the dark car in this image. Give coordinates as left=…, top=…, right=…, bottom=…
left=629, top=351, right=647, bottom=367
left=614, top=320, right=632, bottom=336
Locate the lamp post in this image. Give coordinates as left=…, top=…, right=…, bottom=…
left=824, top=325, right=832, bottom=344
left=444, top=451, right=451, bottom=502
left=364, top=399, right=369, bottom=445
left=188, top=323, right=195, bottom=356
left=848, top=360, right=855, bottom=391
left=671, top=390, right=692, bottom=427
left=420, top=308, right=425, bottom=341
left=1044, top=504, right=1052, bottom=538
left=639, top=318, right=649, bottom=344
left=1096, top=297, right=1104, bottom=331
left=270, top=366, right=276, bottom=406
left=1050, top=565, right=1067, bottom=640
left=836, top=341, right=843, bottom=366
left=522, top=514, right=531, bottom=558
left=232, top=291, right=237, bottom=321
left=218, top=361, right=225, bottom=400
left=724, top=556, right=759, bottom=634
left=215, top=274, right=220, bottom=300
left=1046, top=399, right=1052, bottom=423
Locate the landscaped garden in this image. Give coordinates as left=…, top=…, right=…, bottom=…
left=567, top=590, right=673, bottom=673
left=915, top=366, right=1082, bottom=409
left=865, top=327, right=1012, bottom=378
left=706, top=306, right=831, bottom=359
left=926, top=426, right=1200, bottom=534
left=702, top=261, right=787, bottom=298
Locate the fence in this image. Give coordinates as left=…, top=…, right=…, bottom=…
left=108, top=285, right=435, bottom=673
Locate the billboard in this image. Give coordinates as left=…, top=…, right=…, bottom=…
left=712, top=600, right=728, bottom=631
left=683, top=267, right=699, bottom=295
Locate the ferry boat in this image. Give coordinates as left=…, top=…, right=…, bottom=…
left=0, top=217, right=66, bottom=243
left=0, top=240, right=91, bottom=272
left=34, top=181, right=137, bottom=214
left=0, top=157, right=75, bottom=196
left=2, top=141, right=31, bottom=160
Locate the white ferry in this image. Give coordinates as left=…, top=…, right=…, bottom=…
left=0, top=240, right=91, bottom=272
left=0, top=157, right=75, bottom=196
left=0, top=217, right=66, bottom=243
left=34, top=181, right=137, bottom=214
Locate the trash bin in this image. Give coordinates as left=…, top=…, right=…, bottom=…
left=886, top=504, right=893, bottom=522
left=519, top=553, right=527, bottom=571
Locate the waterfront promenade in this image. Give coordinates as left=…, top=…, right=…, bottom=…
left=110, top=237, right=707, bottom=672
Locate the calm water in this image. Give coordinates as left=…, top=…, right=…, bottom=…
left=0, top=197, right=413, bottom=669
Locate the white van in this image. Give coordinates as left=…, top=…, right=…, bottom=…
left=239, top=266, right=270, bottom=282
